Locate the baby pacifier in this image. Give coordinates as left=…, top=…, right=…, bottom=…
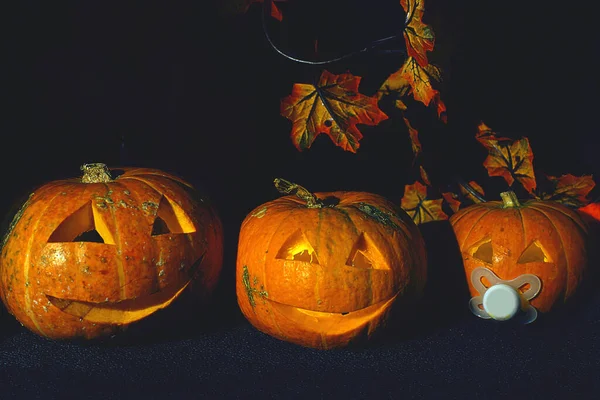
left=469, top=267, right=542, bottom=324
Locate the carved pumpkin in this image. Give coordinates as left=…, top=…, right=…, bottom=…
left=450, top=191, right=589, bottom=318
left=0, top=163, right=223, bottom=339
left=236, top=179, right=427, bottom=349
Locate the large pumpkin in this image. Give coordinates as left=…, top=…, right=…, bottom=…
left=450, top=191, right=589, bottom=321
left=0, top=163, right=223, bottom=339
left=236, top=179, right=427, bottom=349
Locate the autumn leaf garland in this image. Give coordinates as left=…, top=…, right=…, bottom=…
left=400, top=122, right=596, bottom=225
left=257, top=0, right=446, bottom=154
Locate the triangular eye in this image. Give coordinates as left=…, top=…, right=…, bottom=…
left=471, top=238, right=493, bottom=264
left=48, top=203, right=115, bottom=244
left=275, top=229, right=319, bottom=264
left=346, top=233, right=388, bottom=270
left=151, top=196, right=195, bottom=236
left=518, top=240, right=550, bottom=263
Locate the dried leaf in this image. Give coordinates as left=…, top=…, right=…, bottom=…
left=419, top=166, right=431, bottom=186
left=378, top=57, right=443, bottom=111
left=281, top=70, right=388, bottom=153
left=579, top=202, right=600, bottom=223
left=401, top=181, right=448, bottom=224
left=441, top=192, right=461, bottom=213
left=403, top=116, right=421, bottom=160
left=245, top=0, right=285, bottom=21
left=401, top=0, right=435, bottom=67
left=482, top=137, right=537, bottom=193
left=395, top=99, right=408, bottom=111
left=433, top=92, right=447, bottom=123
left=538, top=174, right=595, bottom=207
left=475, top=121, right=511, bottom=149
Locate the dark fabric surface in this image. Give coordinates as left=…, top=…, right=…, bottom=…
left=1, top=280, right=600, bottom=399
left=1, top=219, right=600, bottom=399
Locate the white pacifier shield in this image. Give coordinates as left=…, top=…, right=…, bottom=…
left=482, top=283, right=520, bottom=321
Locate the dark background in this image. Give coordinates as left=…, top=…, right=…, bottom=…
left=1, top=1, right=599, bottom=398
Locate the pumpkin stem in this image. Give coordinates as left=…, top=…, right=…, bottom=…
left=500, top=191, right=521, bottom=208
left=81, top=163, right=113, bottom=183
left=274, top=178, right=322, bottom=209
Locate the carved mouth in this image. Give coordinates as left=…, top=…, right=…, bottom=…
left=265, top=293, right=398, bottom=335
left=46, top=253, right=206, bottom=325
left=46, top=278, right=191, bottom=325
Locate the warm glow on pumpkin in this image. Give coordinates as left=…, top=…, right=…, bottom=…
left=236, top=179, right=427, bottom=349
left=0, top=163, right=223, bottom=340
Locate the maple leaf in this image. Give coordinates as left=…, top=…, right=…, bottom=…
left=401, top=0, right=435, bottom=67
left=579, top=202, right=600, bottom=223
left=378, top=57, right=444, bottom=116
left=401, top=181, right=448, bottom=224
left=441, top=192, right=461, bottom=213
left=537, top=174, right=595, bottom=207
left=403, top=116, right=421, bottom=160
left=481, top=136, right=537, bottom=194
left=476, top=121, right=511, bottom=149
left=244, top=0, right=285, bottom=21
left=280, top=70, right=388, bottom=153
left=419, top=165, right=431, bottom=186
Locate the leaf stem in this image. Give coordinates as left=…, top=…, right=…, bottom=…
left=261, top=0, right=405, bottom=65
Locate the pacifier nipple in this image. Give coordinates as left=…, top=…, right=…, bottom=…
left=469, top=267, right=541, bottom=324
left=482, top=284, right=520, bottom=321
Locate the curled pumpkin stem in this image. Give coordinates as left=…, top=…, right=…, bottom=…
left=274, top=178, right=322, bottom=208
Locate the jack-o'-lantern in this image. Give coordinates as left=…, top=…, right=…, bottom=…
left=236, top=179, right=427, bottom=349
left=450, top=191, right=588, bottom=322
left=0, top=163, right=223, bottom=339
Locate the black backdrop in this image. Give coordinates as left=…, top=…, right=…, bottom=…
left=2, top=1, right=599, bottom=398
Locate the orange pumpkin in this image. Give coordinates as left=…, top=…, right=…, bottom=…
left=450, top=191, right=589, bottom=318
left=236, top=179, right=427, bottom=349
left=0, top=163, right=223, bottom=339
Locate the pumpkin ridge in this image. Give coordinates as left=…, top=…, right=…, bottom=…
left=342, top=208, right=374, bottom=305
left=118, top=169, right=194, bottom=189
left=101, top=182, right=127, bottom=301
left=459, top=208, right=498, bottom=250
left=114, top=178, right=166, bottom=289
left=526, top=205, right=574, bottom=303
left=531, top=202, right=588, bottom=235
left=117, top=175, right=197, bottom=248
left=264, top=204, right=296, bottom=294
left=23, top=187, right=72, bottom=337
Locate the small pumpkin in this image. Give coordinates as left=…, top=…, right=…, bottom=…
left=236, top=179, right=427, bottom=349
left=0, top=163, right=223, bottom=339
left=450, top=191, right=589, bottom=316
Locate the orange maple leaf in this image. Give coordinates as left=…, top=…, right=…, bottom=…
left=419, top=165, right=431, bottom=186
left=537, top=174, right=595, bottom=207
left=401, top=0, right=435, bottom=67
left=480, top=135, right=537, bottom=194
left=476, top=121, right=511, bottom=149
left=245, top=0, right=285, bottom=21
left=378, top=57, right=445, bottom=117
left=441, top=192, right=461, bottom=213
left=403, top=116, right=421, bottom=161
left=401, top=181, right=448, bottom=224
left=280, top=70, right=388, bottom=153
left=579, top=202, right=600, bottom=223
